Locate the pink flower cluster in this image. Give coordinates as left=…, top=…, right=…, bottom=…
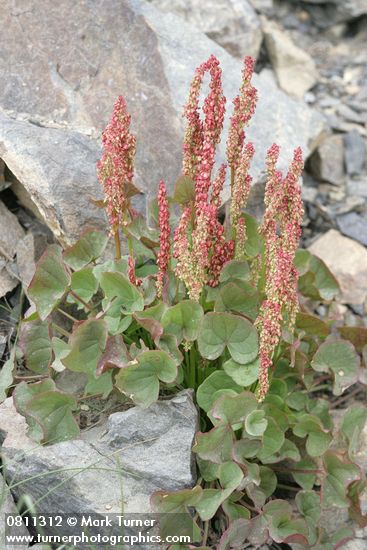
left=175, top=55, right=233, bottom=299
left=156, top=180, right=171, bottom=298
left=227, top=57, right=258, bottom=172
left=128, top=256, right=142, bottom=287
left=97, top=96, right=136, bottom=233
left=256, top=144, right=304, bottom=400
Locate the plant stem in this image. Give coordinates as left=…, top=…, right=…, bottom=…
left=69, top=291, right=93, bottom=311
left=114, top=228, right=121, bottom=260
left=14, top=374, right=49, bottom=381
left=231, top=165, right=235, bottom=189
left=57, top=308, right=78, bottom=323
left=51, top=323, right=71, bottom=339
left=202, top=520, right=209, bottom=547
left=277, top=483, right=299, bottom=492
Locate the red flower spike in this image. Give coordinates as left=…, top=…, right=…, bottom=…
left=97, top=96, right=136, bottom=234
left=156, top=180, right=171, bottom=298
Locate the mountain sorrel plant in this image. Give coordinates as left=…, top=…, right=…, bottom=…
left=5, top=55, right=367, bottom=549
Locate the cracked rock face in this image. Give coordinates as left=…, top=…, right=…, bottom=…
left=0, top=0, right=324, bottom=243
left=0, top=391, right=198, bottom=539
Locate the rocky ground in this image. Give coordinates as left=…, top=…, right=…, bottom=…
left=0, top=0, right=367, bottom=548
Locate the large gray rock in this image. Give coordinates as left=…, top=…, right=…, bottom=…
left=0, top=391, right=198, bottom=535
left=0, top=200, right=25, bottom=296
left=0, top=113, right=105, bottom=244
left=0, top=0, right=324, bottom=243
left=261, top=18, right=318, bottom=99
left=147, top=0, right=263, bottom=59
left=0, top=476, right=30, bottom=550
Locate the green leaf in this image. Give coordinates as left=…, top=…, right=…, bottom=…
left=197, top=458, right=220, bottom=482
left=261, top=438, right=301, bottom=464
left=219, top=260, right=250, bottom=283
left=100, top=272, right=144, bottom=314
left=291, top=458, right=318, bottom=490
left=85, top=371, right=113, bottom=398
left=233, top=439, right=262, bottom=462
left=256, top=418, right=285, bottom=461
left=196, top=462, right=244, bottom=521
left=193, top=424, right=235, bottom=463
left=28, top=245, right=70, bottom=320
left=92, top=259, right=128, bottom=280
left=152, top=486, right=203, bottom=512
left=198, top=312, right=258, bottom=364
left=223, top=357, right=259, bottom=386
left=245, top=410, right=268, bottom=436
left=218, top=515, right=268, bottom=550
left=243, top=214, right=262, bottom=258
left=296, top=313, right=330, bottom=337
left=211, top=391, right=257, bottom=426
left=293, top=414, right=332, bottom=457
left=341, top=404, right=367, bottom=457
left=115, top=350, right=177, bottom=407
left=0, top=350, right=16, bottom=402
left=195, top=489, right=227, bottom=521
left=51, top=337, right=69, bottom=372
left=295, top=490, right=321, bottom=546
left=295, top=250, right=339, bottom=301
left=70, top=268, right=98, bottom=305
left=264, top=499, right=308, bottom=544
left=26, top=390, right=79, bottom=444
left=161, top=300, right=204, bottom=343
left=322, top=451, right=361, bottom=508
left=222, top=499, right=251, bottom=521
left=311, top=340, right=360, bottom=396
left=158, top=334, right=183, bottom=366
left=62, top=319, right=108, bottom=376
left=172, top=175, right=195, bottom=205
left=18, top=321, right=52, bottom=374
left=196, top=371, right=242, bottom=413
left=246, top=466, right=277, bottom=508
left=63, top=229, right=108, bottom=270
left=215, top=282, right=259, bottom=320
left=14, top=379, right=79, bottom=444
left=96, top=335, right=130, bottom=374
left=134, top=303, right=166, bottom=343
left=339, top=326, right=367, bottom=353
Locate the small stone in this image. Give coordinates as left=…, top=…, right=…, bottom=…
left=348, top=177, right=367, bottom=198
left=248, top=0, right=273, bottom=13
left=336, top=211, right=367, bottom=247
left=261, top=18, right=318, bottom=99
left=337, top=104, right=366, bottom=125
left=344, top=130, right=366, bottom=177
left=309, top=134, right=345, bottom=186
left=308, top=229, right=367, bottom=305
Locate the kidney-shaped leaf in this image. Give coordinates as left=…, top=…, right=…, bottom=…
left=100, top=272, right=144, bottom=314
left=18, top=321, right=52, bottom=374
left=196, top=371, right=242, bottom=413
left=28, top=245, right=70, bottom=320
left=311, top=340, right=360, bottom=396
left=62, top=319, right=108, bottom=376
left=161, top=300, right=204, bottom=343
left=63, top=229, right=108, bottom=270
left=115, top=350, right=177, bottom=407
left=198, top=312, right=258, bottom=364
